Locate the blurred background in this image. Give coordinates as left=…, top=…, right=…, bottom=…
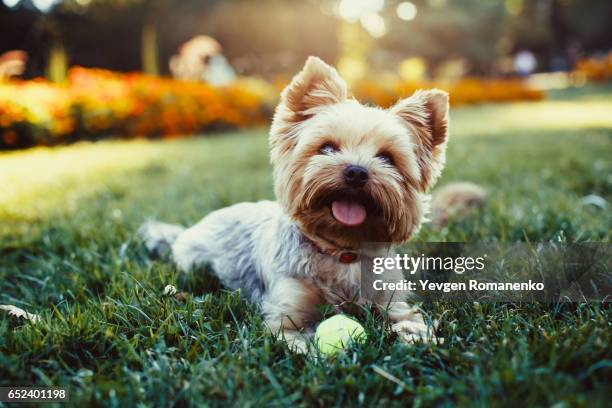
left=0, top=0, right=611, bottom=148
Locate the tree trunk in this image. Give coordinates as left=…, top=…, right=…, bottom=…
left=141, top=20, right=159, bottom=75
left=46, top=42, right=68, bottom=83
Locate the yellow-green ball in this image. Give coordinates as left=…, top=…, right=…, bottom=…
left=315, top=315, right=366, bottom=354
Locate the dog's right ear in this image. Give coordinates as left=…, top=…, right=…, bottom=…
left=270, top=57, right=347, bottom=151
left=280, top=56, right=347, bottom=118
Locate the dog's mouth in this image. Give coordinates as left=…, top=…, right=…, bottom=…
left=321, top=190, right=381, bottom=227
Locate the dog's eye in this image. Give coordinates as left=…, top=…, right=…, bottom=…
left=319, top=143, right=338, bottom=155
left=376, top=152, right=394, bottom=165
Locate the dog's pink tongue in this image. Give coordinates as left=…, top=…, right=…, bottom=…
left=331, top=200, right=367, bottom=226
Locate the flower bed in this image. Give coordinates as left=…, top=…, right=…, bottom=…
left=0, top=67, right=276, bottom=149
left=353, top=77, right=544, bottom=109
left=1, top=67, right=544, bottom=149
left=574, top=52, right=612, bottom=83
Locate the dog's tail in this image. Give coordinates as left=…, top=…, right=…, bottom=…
left=138, top=220, right=185, bottom=256
left=430, top=182, right=487, bottom=227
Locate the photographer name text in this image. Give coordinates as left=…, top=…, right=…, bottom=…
left=372, top=279, right=545, bottom=292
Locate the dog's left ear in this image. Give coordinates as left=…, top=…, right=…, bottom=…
left=390, top=89, right=449, bottom=190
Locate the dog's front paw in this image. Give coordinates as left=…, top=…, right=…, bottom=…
left=392, top=317, right=440, bottom=344
left=286, top=337, right=309, bottom=354
left=281, top=331, right=310, bottom=354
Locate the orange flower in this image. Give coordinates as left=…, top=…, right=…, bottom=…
left=1, top=66, right=545, bottom=149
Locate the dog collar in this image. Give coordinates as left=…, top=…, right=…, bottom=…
left=338, top=251, right=360, bottom=264
left=301, top=234, right=361, bottom=264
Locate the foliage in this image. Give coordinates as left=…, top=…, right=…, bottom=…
left=3, top=0, right=612, bottom=77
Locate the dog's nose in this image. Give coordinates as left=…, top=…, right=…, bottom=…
left=343, top=165, right=369, bottom=188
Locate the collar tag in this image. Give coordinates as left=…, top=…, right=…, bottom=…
left=339, top=252, right=359, bottom=264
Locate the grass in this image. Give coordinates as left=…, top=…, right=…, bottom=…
left=1, top=87, right=611, bottom=407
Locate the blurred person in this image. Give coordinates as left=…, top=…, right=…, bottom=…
left=514, top=50, right=537, bottom=76
left=169, top=35, right=236, bottom=85
left=203, top=54, right=236, bottom=85
left=0, top=50, right=27, bottom=80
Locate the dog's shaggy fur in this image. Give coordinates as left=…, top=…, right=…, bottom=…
left=139, top=57, right=449, bottom=352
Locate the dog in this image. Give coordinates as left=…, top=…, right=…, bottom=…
left=139, top=57, right=449, bottom=352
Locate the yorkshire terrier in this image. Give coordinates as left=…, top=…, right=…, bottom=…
left=139, top=57, right=449, bottom=352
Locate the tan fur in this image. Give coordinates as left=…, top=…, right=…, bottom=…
left=263, top=278, right=324, bottom=330
left=270, top=57, right=449, bottom=249
left=261, top=278, right=325, bottom=352
left=430, top=182, right=487, bottom=226
left=389, top=89, right=450, bottom=190
left=265, top=57, right=450, bottom=349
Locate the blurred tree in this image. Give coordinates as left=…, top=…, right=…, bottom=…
left=46, top=42, right=67, bottom=82
left=337, top=22, right=372, bottom=84
left=1, top=0, right=610, bottom=77
left=0, top=2, right=70, bottom=81
left=379, top=0, right=611, bottom=75
left=59, top=0, right=221, bottom=75
left=502, top=0, right=612, bottom=70
left=198, top=0, right=339, bottom=76
left=141, top=14, right=158, bottom=75
left=381, top=0, right=509, bottom=75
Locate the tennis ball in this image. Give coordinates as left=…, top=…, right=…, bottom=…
left=315, top=314, right=366, bottom=354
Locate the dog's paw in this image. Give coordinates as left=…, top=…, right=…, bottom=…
left=138, top=220, right=184, bottom=256
left=280, top=330, right=310, bottom=354
left=286, top=337, right=309, bottom=354
left=392, top=317, right=441, bottom=344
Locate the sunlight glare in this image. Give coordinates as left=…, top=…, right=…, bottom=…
left=2, top=0, right=20, bottom=8
left=31, top=0, right=60, bottom=13
left=338, top=0, right=385, bottom=22
left=397, top=2, right=417, bottom=21
left=360, top=12, right=387, bottom=38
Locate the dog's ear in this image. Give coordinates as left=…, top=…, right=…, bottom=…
left=390, top=89, right=449, bottom=190
left=281, top=56, right=347, bottom=117
left=270, top=57, right=347, bottom=153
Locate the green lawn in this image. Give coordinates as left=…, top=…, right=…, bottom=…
left=1, top=87, right=611, bottom=407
